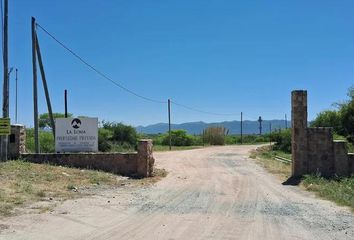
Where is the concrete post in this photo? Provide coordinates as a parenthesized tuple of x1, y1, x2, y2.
(137, 139, 154, 178)
(291, 90, 308, 177)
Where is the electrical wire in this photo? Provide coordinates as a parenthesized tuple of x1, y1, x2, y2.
(170, 100, 239, 116)
(35, 21, 269, 119)
(35, 23, 166, 104)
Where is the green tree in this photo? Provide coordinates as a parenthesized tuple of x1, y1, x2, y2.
(310, 110, 342, 133)
(98, 128, 113, 152)
(39, 112, 73, 129)
(338, 88, 354, 142)
(102, 122, 138, 146)
(311, 86, 354, 143)
(270, 129, 292, 153)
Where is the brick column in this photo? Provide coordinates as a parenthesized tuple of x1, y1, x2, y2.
(291, 90, 308, 177)
(137, 139, 154, 178)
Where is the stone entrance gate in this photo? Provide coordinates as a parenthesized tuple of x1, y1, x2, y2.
(291, 90, 354, 177)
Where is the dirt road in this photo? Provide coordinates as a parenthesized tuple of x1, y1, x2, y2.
(1, 145, 354, 239)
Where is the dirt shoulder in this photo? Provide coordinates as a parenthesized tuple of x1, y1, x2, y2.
(1, 145, 354, 240)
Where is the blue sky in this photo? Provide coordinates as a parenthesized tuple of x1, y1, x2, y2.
(7, 0, 354, 127)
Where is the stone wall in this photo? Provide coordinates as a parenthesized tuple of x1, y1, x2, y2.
(21, 140, 154, 178)
(307, 127, 334, 176)
(291, 90, 353, 177)
(348, 153, 354, 175)
(333, 141, 350, 176)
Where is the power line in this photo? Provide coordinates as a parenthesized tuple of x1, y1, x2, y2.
(170, 100, 238, 116)
(35, 21, 270, 119)
(35, 23, 166, 104)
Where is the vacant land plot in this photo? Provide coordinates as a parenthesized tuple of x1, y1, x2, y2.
(0, 160, 166, 217)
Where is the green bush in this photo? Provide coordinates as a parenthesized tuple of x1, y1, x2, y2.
(102, 122, 138, 146)
(232, 134, 269, 144)
(224, 135, 236, 145)
(26, 129, 55, 153)
(311, 86, 354, 144)
(98, 128, 112, 152)
(310, 110, 342, 134)
(161, 130, 194, 146)
(270, 129, 291, 153)
(38, 112, 73, 129)
(203, 126, 228, 145)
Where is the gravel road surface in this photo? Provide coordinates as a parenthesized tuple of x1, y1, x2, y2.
(1, 145, 354, 240)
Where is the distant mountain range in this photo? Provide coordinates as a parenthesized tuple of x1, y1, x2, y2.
(136, 120, 291, 135)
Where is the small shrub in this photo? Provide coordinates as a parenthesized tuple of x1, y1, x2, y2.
(270, 129, 291, 153)
(102, 122, 137, 146)
(203, 126, 228, 145)
(98, 128, 112, 152)
(26, 129, 55, 153)
(161, 130, 194, 146)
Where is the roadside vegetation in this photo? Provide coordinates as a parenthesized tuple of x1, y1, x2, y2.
(27, 116, 273, 153)
(252, 146, 354, 211)
(0, 160, 167, 217)
(250, 145, 292, 179)
(145, 126, 271, 148)
(310, 86, 354, 152)
(0, 160, 119, 216)
(252, 86, 354, 211)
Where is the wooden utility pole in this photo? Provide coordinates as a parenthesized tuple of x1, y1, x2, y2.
(269, 122, 272, 147)
(1, 0, 9, 161)
(285, 114, 288, 129)
(202, 129, 205, 147)
(15, 68, 18, 123)
(35, 35, 55, 137)
(32, 17, 39, 153)
(240, 112, 243, 144)
(168, 99, 171, 150)
(258, 116, 263, 135)
(64, 89, 68, 118)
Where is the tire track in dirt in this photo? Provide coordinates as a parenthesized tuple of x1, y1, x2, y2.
(1, 145, 354, 240)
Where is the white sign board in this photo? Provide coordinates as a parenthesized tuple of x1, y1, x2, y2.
(55, 117, 98, 152)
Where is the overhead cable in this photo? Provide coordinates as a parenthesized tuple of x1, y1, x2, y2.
(36, 23, 166, 104)
(171, 100, 238, 116)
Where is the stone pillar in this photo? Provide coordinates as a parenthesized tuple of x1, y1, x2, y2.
(347, 153, 354, 175)
(9, 124, 26, 159)
(333, 140, 349, 176)
(137, 139, 154, 178)
(291, 90, 308, 177)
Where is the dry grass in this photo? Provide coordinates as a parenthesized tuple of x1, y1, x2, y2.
(0, 160, 167, 217)
(250, 146, 291, 180)
(129, 168, 168, 187)
(251, 146, 354, 211)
